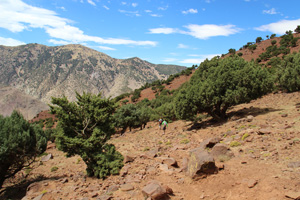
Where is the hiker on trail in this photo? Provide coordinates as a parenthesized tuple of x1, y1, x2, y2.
(158, 118, 163, 130)
(162, 120, 168, 134)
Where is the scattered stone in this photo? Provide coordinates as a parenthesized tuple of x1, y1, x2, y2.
(60, 178, 68, 183)
(285, 191, 300, 199)
(162, 157, 178, 168)
(199, 138, 222, 149)
(180, 157, 189, 172)
(187, 150, 217, 178)
(146, 166, 156, 175)
(120, 184, 134, 191)
(142, 148, 159, 159)
(281, 113, 288, 117)
(41, 153, 53, 162)
(287, 162, 300, 168)
(124, 155, 135, 163)
(210, 144, 234, 161)
(106, 185, 119, 194)
(247, 179, 258, 188)
(90, 192, 98, 198)
(257, 128, 272, 135)
(246, 115, 254, 122)
(98, 194, 112, 200)
(142, 180, 171, 200)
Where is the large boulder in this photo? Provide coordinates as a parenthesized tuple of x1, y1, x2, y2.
(187, 149, 217, 179)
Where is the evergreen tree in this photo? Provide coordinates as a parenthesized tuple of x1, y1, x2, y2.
(276, 53, 300, 92)
(0, 111, 47, 188)
(50, 92, 123, 179)
(174, 56, 274, 121)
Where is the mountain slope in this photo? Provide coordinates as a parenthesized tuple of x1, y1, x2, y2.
(0, 44, 185, 104)
(0, 85, 48, 120)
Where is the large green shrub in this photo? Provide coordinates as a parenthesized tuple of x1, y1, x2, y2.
(114, 103, 151, 132)
(174, 56, 274, 121)
(50, 92, 123, 179)
(276, 52, 300, 92)
(0, 111, 47, 188)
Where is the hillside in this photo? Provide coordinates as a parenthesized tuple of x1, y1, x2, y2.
(0, 44, 186, 104)
(2, 91, 300, 200)
(229, 33, 300, 62)
(0, 85, 48, 120)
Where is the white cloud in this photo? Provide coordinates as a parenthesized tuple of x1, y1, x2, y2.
(150, 14, 162, 17)
(178, 44, 189, 49)
(58, 6, 66, 11)
(149, 27, 178, 34)
(182, 9, 198, 15)
(180, 54, 219, 64)
(48, 39, 70, 45)
(149, 24, 241, 39)
(145, 10, 152, 13)
(97, 46, 116, 50)
(0, 0, 156, 46)
(121, 2, 127, 5)
(255, 19, 300, 34)
(87, 0, 96, 6)
(132, 3, 138, 7)
(118, 9, 140, 17)
(0, 36, 25, 46)
(184, 24, 241, 39)
(263, 8, 278, 15)
(158, 5, 168, 11)
(103, 5, 109, 10)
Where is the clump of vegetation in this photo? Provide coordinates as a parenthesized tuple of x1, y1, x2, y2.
(143, 147, 150, 151)
(50, 92, 124, 179)
(0, 111, 47, 188)
(230, 141, 241, 147)
(51, 166, 58, 172)
(174, 55, 274, 121)
(242, 133, 250, 141)
(180, 138, 190, 144)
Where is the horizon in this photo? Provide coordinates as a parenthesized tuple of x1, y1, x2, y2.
(1, 0, 300, 67)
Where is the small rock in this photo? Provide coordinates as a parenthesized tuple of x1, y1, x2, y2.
(287, 162, 300, 168)
(285, 191, 300, 199)
(124, 155, 135, 163)
(142, 180, 171, 200)
(247, 179, 258, 188)
(41, 154, 53, 162)
(120, 184, 134, 191)
(246, 115, 254, 122)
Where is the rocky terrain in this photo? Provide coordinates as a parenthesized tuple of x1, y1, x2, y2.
(1, 91, 300, 200)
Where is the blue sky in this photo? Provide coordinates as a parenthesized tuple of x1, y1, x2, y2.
(1, 0, 300, 67)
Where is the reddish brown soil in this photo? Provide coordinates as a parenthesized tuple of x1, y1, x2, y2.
(227, 33, 300, 63)
(2, 91, 300, 200)
(124, 71, 194, 104)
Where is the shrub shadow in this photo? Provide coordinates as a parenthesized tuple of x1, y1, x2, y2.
(187, 106, 282, 131)
(0, 174, 66, 200)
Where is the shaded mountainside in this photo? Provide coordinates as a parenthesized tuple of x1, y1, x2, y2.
(0, 86, 48, 120)
(0, 43, 186, 104)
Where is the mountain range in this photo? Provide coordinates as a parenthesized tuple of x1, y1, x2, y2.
(0, 43, 185, 119)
